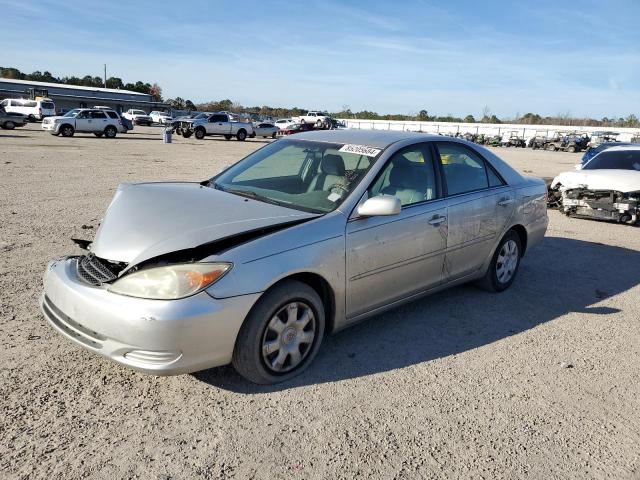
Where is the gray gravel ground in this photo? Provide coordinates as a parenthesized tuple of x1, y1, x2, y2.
(1, 126, 639, 479)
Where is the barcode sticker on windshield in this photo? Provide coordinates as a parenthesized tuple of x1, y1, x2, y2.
(339, 144, 382, 157)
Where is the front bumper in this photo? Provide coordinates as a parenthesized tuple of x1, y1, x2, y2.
(41, 122, 60, 133)
(41, 257, 260, 375)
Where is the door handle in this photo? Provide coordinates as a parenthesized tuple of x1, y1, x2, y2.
(498, 198, 514, 207)
(428, 215, 447, 226)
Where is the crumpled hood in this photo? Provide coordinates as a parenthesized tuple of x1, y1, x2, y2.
(91, 182, 317, 265)
(551, 169, 640, 193)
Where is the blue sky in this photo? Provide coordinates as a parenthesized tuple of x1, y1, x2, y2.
(2, 0, 639, 118)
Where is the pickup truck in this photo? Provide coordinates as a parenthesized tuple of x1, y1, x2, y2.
(293, 111, 331, 128)
(179, 112, 254, 141)
(122, 109, 153, 126)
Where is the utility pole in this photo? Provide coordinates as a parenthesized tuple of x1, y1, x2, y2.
(103, 64, 107, 88)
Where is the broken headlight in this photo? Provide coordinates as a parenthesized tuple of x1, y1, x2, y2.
(108, 263, 231, 300)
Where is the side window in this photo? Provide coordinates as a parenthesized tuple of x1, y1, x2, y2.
(369, 145, 438, 206)
(437, 143, 489, 195)
(77, 111, 89, 119)
(0, 100, 8, 106)
(105, 111, 119, 119)
(487, 165, 505, 187)
(90, 111, 107, 119)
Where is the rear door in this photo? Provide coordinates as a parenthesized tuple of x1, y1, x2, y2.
(435, 142, 514, 280)
(345, 143, 447, 318)
(89, 110, 108, 132)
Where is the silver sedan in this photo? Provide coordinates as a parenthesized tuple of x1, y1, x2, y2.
(41, 130, 548, 384)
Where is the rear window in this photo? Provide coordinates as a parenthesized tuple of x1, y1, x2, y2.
(40, 102, 55, 109)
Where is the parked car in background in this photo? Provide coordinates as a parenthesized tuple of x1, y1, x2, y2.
(549, 146, 640, 224)
(123, 109, 152, 126)
(279, 122, 314, 136)
(150, 111, 172, 124)
(0, 106, 28, 129)
(0, 97, 56, 121)
(500, 132, 526, 148)
(543, 133, 589, 153)
(581, 142, 635, 165)
(274, 118, 295, 130)
(179, 112, 254, 141)
(252, 122, 279, 138)
(40, 130, 548, 384)
(293, 111, 332, 128)
(42, 108, 122, 138)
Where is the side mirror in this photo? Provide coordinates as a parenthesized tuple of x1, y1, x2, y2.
(574, 164, 583, 170)
(357, 195, 401, 217)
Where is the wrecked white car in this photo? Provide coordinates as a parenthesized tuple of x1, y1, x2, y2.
(549, 146, 640, 225)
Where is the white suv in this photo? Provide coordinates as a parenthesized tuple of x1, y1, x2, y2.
(42, 108, 122, 138)
(0, 98, 56, 121)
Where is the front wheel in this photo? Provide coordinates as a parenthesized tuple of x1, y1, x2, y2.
(182, 130, 192, 138)
(194, 127, 206, 140)
(60, 125, 74, 137)
(236, 129, 247, 141)
(476, 230, 522, 292)
(232, 280, 325, 384)
(2, 121, 16, 129)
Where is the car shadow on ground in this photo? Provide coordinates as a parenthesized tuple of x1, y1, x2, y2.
(0, 134, 31, 138)
(193, 236, 640, 393)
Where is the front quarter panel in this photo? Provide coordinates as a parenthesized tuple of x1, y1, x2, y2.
(204, 212, 347, 327)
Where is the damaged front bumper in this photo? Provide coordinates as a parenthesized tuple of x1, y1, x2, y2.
(556, 187, 640, 224)
(41, 256, 260, 375)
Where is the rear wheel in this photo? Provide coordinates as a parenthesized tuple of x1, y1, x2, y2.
(546, 144, 556, 151)
(476, 230, 522, 292)
(60, 124, 74, 137)
(236, 129, 247, 141)
(182, 130, 192, 138)
(27, 114, 36, 122)
(567, 146, 576, 153)
(104, 126, 117, 138)
(194, 127, 206, 140)
(272, 132, 277, 139)
(232, 280, 325, 384)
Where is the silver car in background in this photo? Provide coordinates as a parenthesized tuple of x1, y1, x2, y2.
(41, 130, 548, 384)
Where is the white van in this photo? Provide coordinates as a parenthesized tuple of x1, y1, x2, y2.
(0, 98, 56, 121)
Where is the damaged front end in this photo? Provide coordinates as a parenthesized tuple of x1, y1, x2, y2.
(556, 187, 640, 224)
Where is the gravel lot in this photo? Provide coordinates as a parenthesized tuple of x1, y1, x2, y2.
(1, 125, 639, 479)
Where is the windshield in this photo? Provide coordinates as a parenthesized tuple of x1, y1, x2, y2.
(63, 109, 81, 118)
(211, 139, 381, 213)
(584, 150, 640, 171)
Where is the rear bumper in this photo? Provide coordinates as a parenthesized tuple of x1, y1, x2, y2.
(41, 257, 260, 375)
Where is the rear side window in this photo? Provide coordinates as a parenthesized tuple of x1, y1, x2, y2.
(437, 143, 490, 195)
(105, 111, 119, 119)
(90, 111, 107, 119)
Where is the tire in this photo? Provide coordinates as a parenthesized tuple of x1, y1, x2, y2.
(232, 280, 325, 384)
(94, 132, 103, 137)
(567, 146, 576, 153)
(60, 124, 74, 137)
(27, 114, 36, 122)
(236, 129, 247, 141)
(224, 134, 232, 140)
(2, 121, 15, 130)
(476, 230, 522, 292)
(194, 127, 206, 140)
(546, 144, 556, 152)
(182, 130, 192, 138)
(104, 126, 117, 138)
(316, 120, 323, 128)
(175, 127, 183, 135)
(272, 132, 277, 139)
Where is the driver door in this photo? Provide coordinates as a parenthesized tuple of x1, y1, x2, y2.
(74, 111, 93, 132)
(345, 144, 447, 319)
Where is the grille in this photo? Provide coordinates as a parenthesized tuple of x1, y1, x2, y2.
(76, 254, 123, 286)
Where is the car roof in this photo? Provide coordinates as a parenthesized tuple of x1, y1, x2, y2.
(292, 129, 444, 149)
(598, 145, 640, 152)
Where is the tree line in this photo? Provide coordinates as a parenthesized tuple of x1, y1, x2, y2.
(2, 67, 638, 127)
